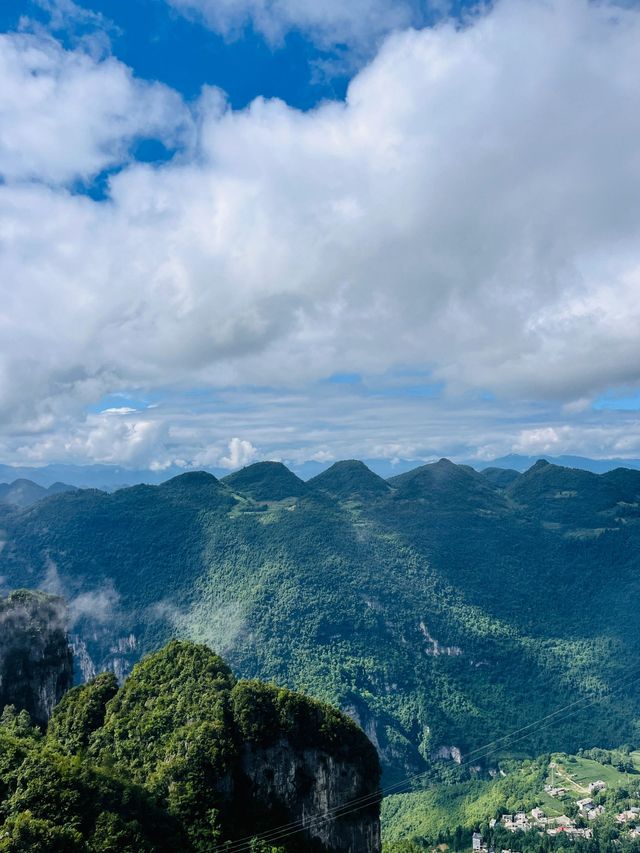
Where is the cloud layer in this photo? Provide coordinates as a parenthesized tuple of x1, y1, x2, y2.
(2, 0, 640, 467)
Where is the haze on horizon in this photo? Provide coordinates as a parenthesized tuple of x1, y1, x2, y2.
(2, 0, 640, 475)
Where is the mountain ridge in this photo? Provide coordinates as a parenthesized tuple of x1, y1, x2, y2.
(1, 458, 639, 783)
(2, 452, 640, 491)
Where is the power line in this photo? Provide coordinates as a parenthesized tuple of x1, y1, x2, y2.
(223, 671, 626, 851)
(221, 665, 640, 852)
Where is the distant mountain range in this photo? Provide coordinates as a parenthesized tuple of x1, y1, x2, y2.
(1, 457, 640, 784)
(1, 453, 639, 493)
(475, 453, 640, 474)
(0, 479, 75, 507)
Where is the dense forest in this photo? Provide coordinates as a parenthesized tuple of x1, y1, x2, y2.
(0, 458, 639, 787)
(0, 639, 380, 852)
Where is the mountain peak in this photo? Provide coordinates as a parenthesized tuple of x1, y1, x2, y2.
(308, 460, 390, 500)
(161, 471, 220, 488)
(222, 461, 306, 501)
(529, 459, 551, 472)
(388, 458, 482, 487)
(0, 478, 48, 508)
(387, 458, 504, 509)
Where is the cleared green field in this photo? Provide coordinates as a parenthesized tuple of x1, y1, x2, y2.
(550, 753, 638, 793)
(383, 751, 640, 847)
(537, 791, 566, 817)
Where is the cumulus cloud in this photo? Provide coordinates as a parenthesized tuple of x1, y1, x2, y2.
(13, 408, 170, 468)
(511, 422, 640, 459)
(219, 437, 258, 469)
(2, 0, 640, 464)
(185, 436, 259, 470)
(0, 31, 188, 183)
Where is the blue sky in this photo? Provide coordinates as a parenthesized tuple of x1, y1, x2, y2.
(1, 0, 640, 473)
(1, 0, 479, 109)
(0, 0, 350, 108)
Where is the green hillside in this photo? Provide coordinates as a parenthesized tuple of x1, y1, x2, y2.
(1, 459, 640, 783)
(0, 641, 380, 852)
(383, 746, 640, 850)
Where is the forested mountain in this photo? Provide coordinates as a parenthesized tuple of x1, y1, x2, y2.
(0, 640, 380, 852)
(0, 479, 74, 508)
(0, 459, 639, 783)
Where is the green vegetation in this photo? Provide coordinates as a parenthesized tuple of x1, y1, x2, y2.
(551, 751, 637, 790)
(0, 641, 380, 852)
(1, 459, 640, 784)
(382, 747, 640, 850)
(382, 757, 548, 844)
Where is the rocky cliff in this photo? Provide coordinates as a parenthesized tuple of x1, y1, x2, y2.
(58, 641, 383, 853)
(0, 589, 72, 725)
(241, 741, 381, 852)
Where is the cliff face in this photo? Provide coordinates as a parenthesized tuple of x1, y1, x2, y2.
(241, 741, 381, 852)
(0, 589, 72, 725)
(80, 641, 381, 853)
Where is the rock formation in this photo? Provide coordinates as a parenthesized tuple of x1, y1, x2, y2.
(0, 589, 72, 725)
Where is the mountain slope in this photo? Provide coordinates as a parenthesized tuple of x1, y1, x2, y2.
(480, 467, 520, 489)
(222, 461, 307, 501)
(1, 460, 640, 783)
(387, 458, 506, 512)
(0, 640, 381, 853)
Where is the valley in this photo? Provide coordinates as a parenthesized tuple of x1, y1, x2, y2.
(1, 457, 640, 850)
(383, 748, 640, 850)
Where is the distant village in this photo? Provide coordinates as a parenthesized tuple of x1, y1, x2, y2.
(472, 778, 640, 852)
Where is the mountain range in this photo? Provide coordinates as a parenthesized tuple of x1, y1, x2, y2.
(1, 453, 639, 493)
(0, 478, 75, 507)
(0, 458, 639, 785)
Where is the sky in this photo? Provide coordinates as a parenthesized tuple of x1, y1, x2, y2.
(1, 0, 640, 474)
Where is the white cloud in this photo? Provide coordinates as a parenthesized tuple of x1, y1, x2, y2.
(187, 436, 259, 469)
(0, 31, 188, 184)
(513, 427, 565, 455)
(2, 0, 640, 464)
(39, 558, 121, 627)
(511, 422, 640, 459)
(68, 584, 120, 626)
(14, 409, 171, 468)
(219, 437, 259, 469)
(165, 0, 418, 53)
